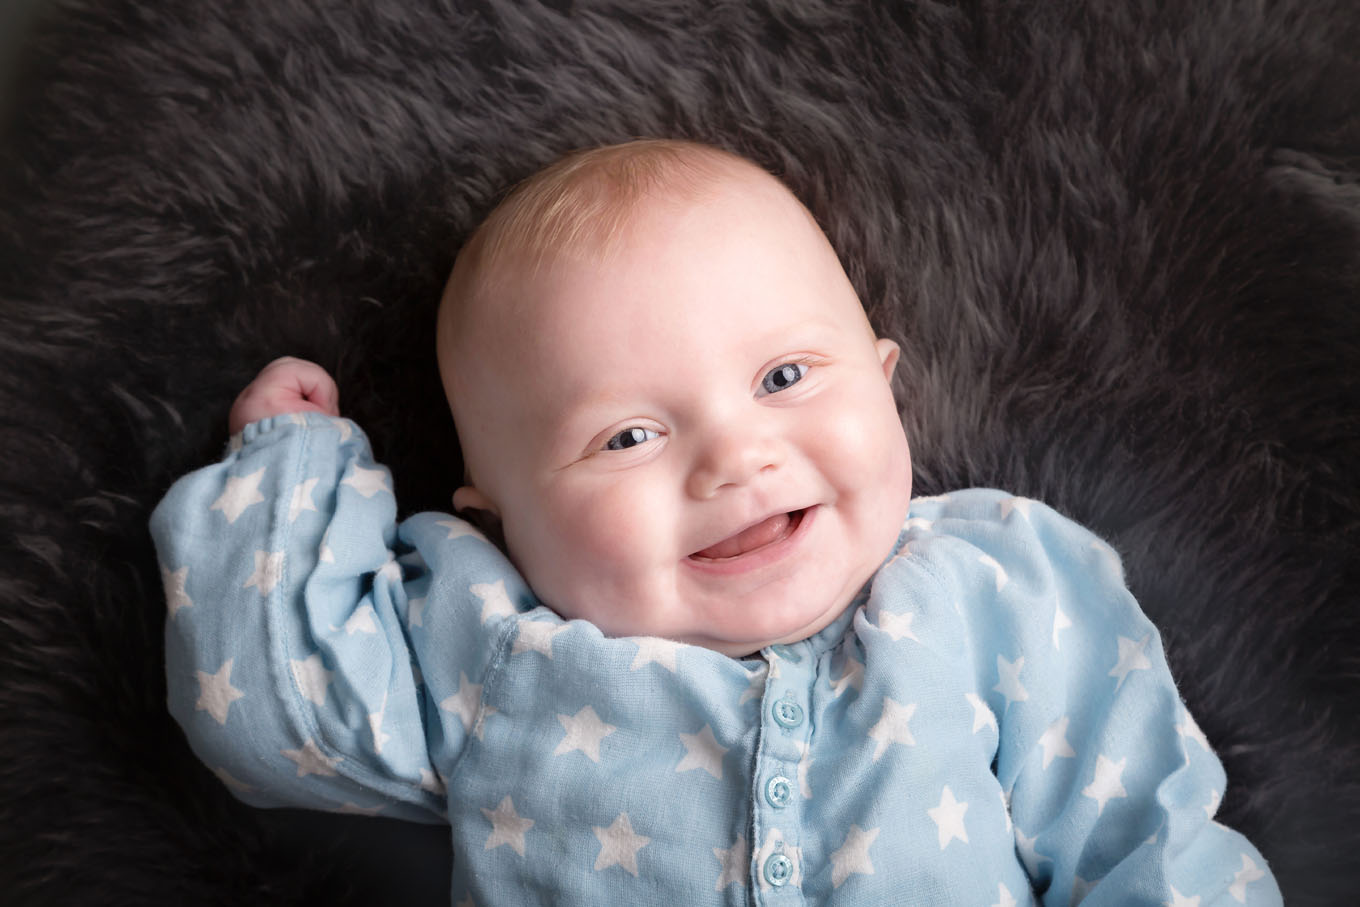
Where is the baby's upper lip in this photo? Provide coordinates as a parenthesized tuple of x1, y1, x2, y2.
(688, 506, 808, 558)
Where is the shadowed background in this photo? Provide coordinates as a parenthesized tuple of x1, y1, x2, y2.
(1, 0, 1357, 903)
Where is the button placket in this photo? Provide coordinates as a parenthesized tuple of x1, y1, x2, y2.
(752, 642, 816, 900)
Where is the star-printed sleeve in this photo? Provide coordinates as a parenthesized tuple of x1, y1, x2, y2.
(150, 413, 515, 822)
(939, 493, 1282, 905)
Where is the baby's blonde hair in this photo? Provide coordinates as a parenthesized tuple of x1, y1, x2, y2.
(437, 139, 771, 369)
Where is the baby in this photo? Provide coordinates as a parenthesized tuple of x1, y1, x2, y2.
(152, 139, 1281, 905)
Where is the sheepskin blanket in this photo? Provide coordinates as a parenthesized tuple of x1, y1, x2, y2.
(1, 1, 1356, 903)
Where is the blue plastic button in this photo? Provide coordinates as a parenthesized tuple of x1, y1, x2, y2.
(765, 775, 793, 808)
(763, 852, 793, 887)
(772, 698, 804, 729)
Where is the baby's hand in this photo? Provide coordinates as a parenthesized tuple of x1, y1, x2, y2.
(229, 357, 341, 435)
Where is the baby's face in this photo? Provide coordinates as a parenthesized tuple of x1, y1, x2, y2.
(450, 170, 912, 656)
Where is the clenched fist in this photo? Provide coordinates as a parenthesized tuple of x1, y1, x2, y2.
(229, 357, 340, 435)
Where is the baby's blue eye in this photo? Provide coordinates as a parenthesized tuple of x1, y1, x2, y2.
(604, 427, 659, 451)
(760, 363, 808, 395)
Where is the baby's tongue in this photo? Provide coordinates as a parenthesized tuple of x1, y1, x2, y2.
(695, 513, 791, 559)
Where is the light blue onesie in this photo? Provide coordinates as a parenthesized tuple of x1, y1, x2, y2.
(150, 413, 1282, 905)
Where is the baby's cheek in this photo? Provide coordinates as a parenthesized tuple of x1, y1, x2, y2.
(530, 482, 669, 615)
(811, 389, 907, 478)
(571, 493, 646, 559)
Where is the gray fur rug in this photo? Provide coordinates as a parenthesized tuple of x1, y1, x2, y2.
(1, 1, 1357, 903)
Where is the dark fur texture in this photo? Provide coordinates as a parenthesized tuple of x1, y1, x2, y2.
(1, 1, 1357, 903)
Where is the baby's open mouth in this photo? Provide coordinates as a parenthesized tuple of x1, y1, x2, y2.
(690, 509, 807, 561)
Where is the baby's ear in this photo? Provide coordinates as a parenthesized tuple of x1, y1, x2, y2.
(875, 338, 901, 380)
(453, 485, 500, 518)
(452, 485, 507, 550)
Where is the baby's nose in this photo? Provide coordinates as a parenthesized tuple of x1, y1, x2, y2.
(685, 429, 784, 499)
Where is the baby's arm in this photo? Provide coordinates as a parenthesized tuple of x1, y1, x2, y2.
(966, 498, 1283, 905)
(151, 359, 445, 821)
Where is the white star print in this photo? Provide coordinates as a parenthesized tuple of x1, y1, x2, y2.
(419, 767, 445, 794)
(368, 709, 391, 754)
(676, 725, 727, 779)
(195, 659, 244, 725)
(831, 825, 878, 888)
(290, 653, 333, 707)
(1070, 875, 1097, 905)
(512, 620, 567, 658)
(288, 412, 308, 427)
(330, 418, 353, 442)
(318, 529, 334, 564)
(342, 604, 379, 635)
(1205, 788, 1222, 819)
(1052, 602, 1072, 649)
(1038, 715, 1077, 769)
(439, 672, 484, 734)
(876, 609, 919, 642)
(739, 663, 767, 705)
(435, 518, 485, 541)
(377, 554, 402, 584)
(1110, 634, 1152, 690)
(161, 565, 193, 618)
(282, 737, 341, 777)
(243, 549, 285, 597)
(792, 739, 813, 798)
(1177, 709, 1211, 751)
(913, 493, 951, 504)
(629, 636, 681, 672)
(473, 580, 516, 624)
(287, 477, 320, 522)
(1082, 754, 1128, 815)
(227, 433, 243, 453)
(592, 813, 649, 876)
(482, 796, 534, 856)
(993, 654, 1029, 709)
(1000, 497, 1032, 521)
(868, 697, 917, 761)
(978, 553, 1009, 592)
(408, 596, 426, 627)
(1165, 885, 1201, 907)
(1229, 853, 1264, 902)
(903, 516, 933, 533)
(965, 692, 998, 735)
(992, 883, 1018, 907)
(712, 835, 748, 890)
(1014, 827, 1051, 876)
(554, 705, 617, 763)
(341, 464, 391, 498)
(830, 652, 865, 698)
(1090, 538, 1123, 573)
(210, 467, 266, 523)
(927, 786, 969, 849)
